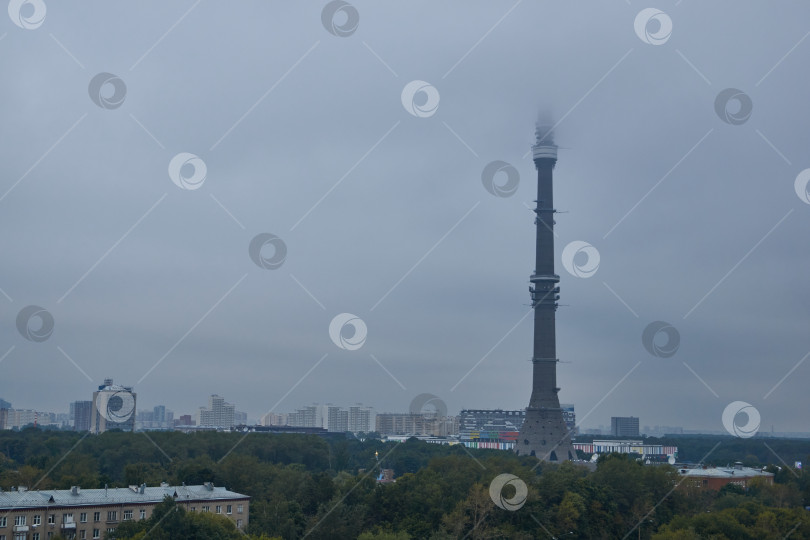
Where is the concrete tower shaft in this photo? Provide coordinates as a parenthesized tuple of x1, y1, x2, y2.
(516, 124, 575, 462)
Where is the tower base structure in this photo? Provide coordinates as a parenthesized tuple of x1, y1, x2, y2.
(516, 405, 575, 461)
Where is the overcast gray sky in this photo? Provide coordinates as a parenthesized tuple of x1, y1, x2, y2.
(1, 1, 809, 434)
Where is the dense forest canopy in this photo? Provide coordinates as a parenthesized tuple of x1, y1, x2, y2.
(1, 429, 808, 539)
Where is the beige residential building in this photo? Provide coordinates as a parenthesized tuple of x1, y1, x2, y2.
(376, 413, 458, 437)
(259, 412, 288, 426)
(196, 395, 235, 429)
(0, 483, 249, 539)
(90, 379, 136, 434)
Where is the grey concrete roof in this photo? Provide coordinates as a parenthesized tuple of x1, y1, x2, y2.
(679, 467, 774, 478)
(0, 485, 248, 510)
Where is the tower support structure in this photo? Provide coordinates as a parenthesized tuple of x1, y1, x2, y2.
(516, 125, 576, 462)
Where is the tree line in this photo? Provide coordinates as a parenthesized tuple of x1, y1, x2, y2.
(1, 428, 809, 538)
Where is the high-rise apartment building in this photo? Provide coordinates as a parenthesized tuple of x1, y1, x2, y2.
(91, 379, 136, 434)
(611, 416, 640, 437)
(197, 395, 235, 429)
(287, 405, 322, 428)
(326, 405, 348, 432)
(72, 400, 93, 431)
(348, 404, 374, 433)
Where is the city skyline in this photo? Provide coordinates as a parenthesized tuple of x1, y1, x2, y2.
(1, 3, 809, 436)
(4, 389, 808, 437)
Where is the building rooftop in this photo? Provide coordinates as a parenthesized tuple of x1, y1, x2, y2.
(679, 466, 773, 479)
(0, 484, 248, 510)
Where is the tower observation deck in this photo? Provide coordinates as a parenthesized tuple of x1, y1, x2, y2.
(515, 124, 576, 462)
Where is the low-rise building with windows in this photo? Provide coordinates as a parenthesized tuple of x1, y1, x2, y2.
(679, 464, 774, 491)
(0, 483, 249, 539)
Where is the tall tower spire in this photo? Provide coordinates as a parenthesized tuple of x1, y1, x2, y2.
(516, 123, 576, 461)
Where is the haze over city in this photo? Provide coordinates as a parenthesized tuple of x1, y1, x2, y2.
(2, 1, 809, 436)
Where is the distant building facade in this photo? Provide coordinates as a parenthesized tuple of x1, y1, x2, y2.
(286, 404, 375, 433)
(287, 405, 321, 428)
(5, 409, 38, 429)
(376, 413, 458, 437)
(176, 414, 194, 427)
(611, 416, 640, 437)
(197, 395, 235, 429)
(679, 464, 774, 490)
(259, 412, 288, 427)
(1, 410, 59, 430)
(0, 483, 249, 538)
(573, 440, 678, 460)
(91, 379, 136, 434)
(561, 404, 577, 436)
(326, 405, 348, 432)
(348, 405, 374, 433)
(72, 401, 93, 432)
(136, 406, 175, 431)
(459, 409, 524, 449)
